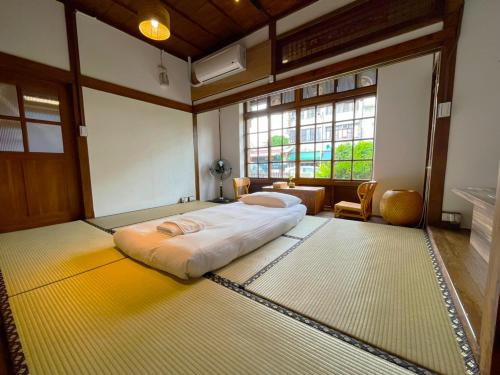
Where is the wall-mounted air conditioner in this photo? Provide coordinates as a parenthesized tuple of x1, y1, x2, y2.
(193, 44, 246, 85)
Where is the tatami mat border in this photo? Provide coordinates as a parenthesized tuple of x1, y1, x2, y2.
(205, 272, 435, 375)
(422, 233, 479, 375)
(0, 270, 28, 375)
(0, 219, 479, 375)
(281, 234, 303, 240)
(241, 219, 331, 287)
(84, 219, 115, 234)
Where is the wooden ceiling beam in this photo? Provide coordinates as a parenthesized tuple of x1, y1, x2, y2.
(206, 0, 247, 33)
(63, 0, 321, 60)
(60, 0, 199, 60)
(159, 0, 223, 39)
(249, 0, 272, 19)
(195, 0, 319, 61)
(108, 0, 206, 52)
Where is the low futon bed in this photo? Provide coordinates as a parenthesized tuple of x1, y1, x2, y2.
(114, 198, 306, 279)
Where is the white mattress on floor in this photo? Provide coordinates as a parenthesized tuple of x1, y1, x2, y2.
(114, 202, 306, 279)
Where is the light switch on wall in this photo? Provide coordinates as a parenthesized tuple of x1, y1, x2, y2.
(79, 126, 88, 137)
(437, 102, 452, 118)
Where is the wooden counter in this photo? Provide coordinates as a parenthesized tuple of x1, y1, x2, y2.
(262, 185, 325, 215)
(453, 187, 496, 268)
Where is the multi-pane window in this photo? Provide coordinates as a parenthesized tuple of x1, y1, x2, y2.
(333, 96, 376, 180)
(0, 83, 63, 153)
(270, 89, 295, 107)
(301, 69, 376, 99)
(246, 115, 268, 178)
(270, 110, 296, 178)
(247, 98, 267, 112)
(245, 69, 377, 180)
(300, 104, 333, 178)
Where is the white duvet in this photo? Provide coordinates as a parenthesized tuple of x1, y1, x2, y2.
(113, 202, 306, 279)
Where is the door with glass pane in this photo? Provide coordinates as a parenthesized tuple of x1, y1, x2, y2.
(0, 75, 82, 232)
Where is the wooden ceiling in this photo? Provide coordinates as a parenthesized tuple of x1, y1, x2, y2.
(64, 0, 319, 61)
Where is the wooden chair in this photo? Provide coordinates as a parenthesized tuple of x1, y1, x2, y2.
(232, 177, 250, 200)
(334, 181, 378, 221)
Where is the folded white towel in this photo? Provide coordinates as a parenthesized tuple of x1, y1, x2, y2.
(157, 218, 205, 236)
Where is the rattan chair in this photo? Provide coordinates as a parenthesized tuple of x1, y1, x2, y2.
(334, 181, 378, 221)
(232, 177, 250, 200)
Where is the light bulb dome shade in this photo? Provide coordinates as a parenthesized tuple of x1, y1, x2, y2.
(138, 2, 171, 41)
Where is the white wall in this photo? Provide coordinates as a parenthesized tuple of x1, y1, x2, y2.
(443, 0, 500, 228)
(83, 88, 195, 217)
(220, 104, 244, 198)
(197, 104, 243, 200)
(197, 110, 220, 201)
(373, 55, 434, 214)
(77, 13, 191, 104)
(0, 0, 69, 69)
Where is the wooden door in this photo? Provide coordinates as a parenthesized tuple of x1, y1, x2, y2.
(0, 74, 83, 232)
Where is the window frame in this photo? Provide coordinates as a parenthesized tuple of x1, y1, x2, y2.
(244, 71, 377, 182)
(0, 80, 64, 155)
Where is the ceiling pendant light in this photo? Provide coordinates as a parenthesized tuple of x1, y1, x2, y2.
(138, 0, 171, 41)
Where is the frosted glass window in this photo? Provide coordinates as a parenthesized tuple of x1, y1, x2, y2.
(357, 69, 377, 87)
(336, 75, 355, 92)
(282, 90, 295, 104)
(318, 79, 335, 95)
(23, 93, 61, 122)
(302, 85, 317, 99)
(27, 122, 63, 153)
(0, 83, 20, 117)
(0, 119, 23, 152)
(270, 94, 281, 106)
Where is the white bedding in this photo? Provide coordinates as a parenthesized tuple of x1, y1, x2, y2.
(113, 202, 306, 279)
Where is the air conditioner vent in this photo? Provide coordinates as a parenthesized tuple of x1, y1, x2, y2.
(193, 44, 246, 85)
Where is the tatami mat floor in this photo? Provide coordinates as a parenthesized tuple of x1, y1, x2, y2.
(246, 219, 471, 375)
(0, 211, 477, 374)
(10, 259, 415, 375)
(0, 221, 122, 296)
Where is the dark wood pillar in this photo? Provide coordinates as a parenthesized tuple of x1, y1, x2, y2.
(64, 4, 95, 218)
(426, 2, 463, 225)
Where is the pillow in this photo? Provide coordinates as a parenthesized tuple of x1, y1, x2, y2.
(240, 192, 301, 208)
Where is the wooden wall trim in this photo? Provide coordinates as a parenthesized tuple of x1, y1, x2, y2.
(192, 114, 200, 200)
(80, 75, 193, 113)
(65, 4, 95, 219)
(0, 51, 73, 84)
(426, 5, 463, 225)
(193, 29, 452, 113)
